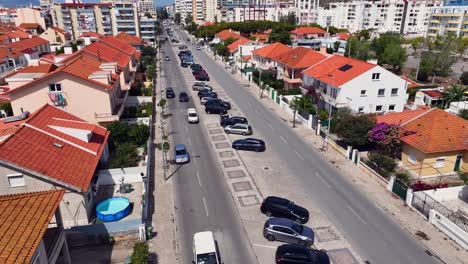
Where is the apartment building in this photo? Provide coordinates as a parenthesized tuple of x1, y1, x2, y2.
(175, 0, 193, 23)
(427, 5, 468, 38)
(138, 0, 157, 18)
(111, 2, 139, 36)
(233, 5, 299, 22)
(139, 17, 157, 44)
(193, 0, 205, 24)
(205, 0, 217, 22)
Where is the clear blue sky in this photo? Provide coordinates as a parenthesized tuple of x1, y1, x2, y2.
(1, 0, 173, 8)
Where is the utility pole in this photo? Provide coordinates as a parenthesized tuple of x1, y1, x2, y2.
(322, 74, 334, 151)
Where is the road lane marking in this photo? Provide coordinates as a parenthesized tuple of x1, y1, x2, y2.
(268, 123, 274, 130)
(202, 197, 209, 216)
(279, 135, 287, 143)
(348, 205, 367, 225)
(253, 244, 277, 250)
(314, 171, 331, 188)
(295, 151, 304, 160)
(185, 124, 188, 133)
(188, 137, 192, 146)
(196, 171, 202, 187)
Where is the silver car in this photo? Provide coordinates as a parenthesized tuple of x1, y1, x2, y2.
(224, 123, 252, 135)
(263, 218, 314, 246)
(192, 81, 213, 91)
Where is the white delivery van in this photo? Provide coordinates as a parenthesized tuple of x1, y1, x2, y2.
(193, 231, 220, 264)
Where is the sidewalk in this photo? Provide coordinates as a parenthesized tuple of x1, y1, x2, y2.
(204, 49, 468, 264)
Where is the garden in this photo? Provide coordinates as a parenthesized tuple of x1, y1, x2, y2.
(121, 103, 153, 119)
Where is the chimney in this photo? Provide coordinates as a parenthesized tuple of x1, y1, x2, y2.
(84, 36, 91, 45)
(64, 45, 73, 54)
(291, 40, 298, 49)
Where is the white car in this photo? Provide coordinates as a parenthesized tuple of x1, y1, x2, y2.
(192, 81, 213, 91)
(196, 46, 201, 50)
(224, 123, 253, 135)
(165, 56, 170, 61)
(187, 108, 199, 123)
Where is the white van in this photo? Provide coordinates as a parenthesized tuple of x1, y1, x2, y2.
(193, 231, 220, 264)
(187, 108, 199, 123)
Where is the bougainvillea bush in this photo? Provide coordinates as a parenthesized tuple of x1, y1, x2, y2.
(368, 122, 408, 158)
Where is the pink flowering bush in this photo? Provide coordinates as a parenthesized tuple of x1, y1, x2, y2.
(368, 122, 403, 158)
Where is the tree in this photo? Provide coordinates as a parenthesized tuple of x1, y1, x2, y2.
(441, 84, 468, 108)
(333, 41, 340, 52)
(185, 14, 193, 25)
(410, 37, 425, 56)
(185, 22, 197, 34)
(289, 96, 316, 128)
(417, 54, 433, 81)
(372, 32, 402, 59)
(268, 27, 292, 44)
(459, 109, 468, 120)
(356, 29, 371, 40)
(146, 64, 156, 82)
(368, 122, 403, 158)
(381, 42, 407, 72)
(461, 72, 468, 85)
(326, 47, 334, 54)
(279, 13, 296, 25)
(344, 37, 371, 61)
(111, 143, 139, 168)
(174, 12, 181, 24)
(335, 114, 376, 148)
(130, 242, 149, 264)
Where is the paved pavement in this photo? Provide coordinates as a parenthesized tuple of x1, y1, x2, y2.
(161, 38, 258, 264)
(175, 29, 443, 264)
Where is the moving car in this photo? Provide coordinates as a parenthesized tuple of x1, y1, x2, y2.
(263, 218, 314, 246)
(179, 92, 189, 102)
(275, 244, 330, 264)
(192, 231, 220, 264)
(187, 108, 199, 123)
(260, 196, 309, 224)
(198, 90, 217, 99)
(205, 104, 227, 115)
(174, 144, 190, 164)
(232, 138, 265, 152)
(224, 123, 252, 135)
(196, 46, 201, 50)
(220, 116, 248, 127)
(195, 72, 210, 81)
(165, 56, 170, 61)
(166, 88, 175, 98)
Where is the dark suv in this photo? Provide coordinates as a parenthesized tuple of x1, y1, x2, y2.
(166, 88, 175, 98)
(206, 99, 231, 110)
(260, 196, 309, 224)
(276, 244, 330, 264)
(205, 104, 227, 114)
(220, 116, 248, 127)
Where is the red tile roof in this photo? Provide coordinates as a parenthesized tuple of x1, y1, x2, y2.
(302, 54, 377, 86)
(227, 37, 252, 53)
(1, 63, 57, 79)
(51, 27, 71, 37)
(0, 104, 109, 191)
(80, 42, 131, 69)
(99, 36, 136, 56)
(215, 29, 242, 41)
(272, 47, 326, 69)
(79, 31, 104, 38)
(422, 89, 443, 98)
(338, 33, 350, 40)
(0, 47, 23, 59)
(18, 23, 41, 29)
(2, 30, 32, 40)
(199, 21, 214, 27)
(290, 27, 327, 35)
(0, 190, 64, 264)
(375, 108, 431, 125)
(251, 42, 292, 59)
(6, 36, 48, 51)
(115, 32, 144, 45)
(401, 75, 420, 89)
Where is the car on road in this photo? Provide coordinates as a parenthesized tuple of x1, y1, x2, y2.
(260, 196, 309, 224)
(165, 56, 170, 61)
(198, 90, 217, 99)
(205, 99, 230, 110)
(205, 104, 227, 115)
(193, 231, 220, 264)
(232, 138, 265, 152)
(187, 108, 199, 123)
(275, 244, 330, 264)
(190, 64, 203, 70)
(200, 96, 216, 105)
(174, 144, 190, 164)
(192, 82, 212, 91)
(181, 61, 190, 68)
(195, 72, 210, 81)
(166, 88, 175, 98)
(220, 116, 248, 127)
(192, 68, 206, 76)
(224, 123, 252, 135)
(263, 218, 314, 246)
(196, 46, 201, 50)
(179, 92, 189, 102)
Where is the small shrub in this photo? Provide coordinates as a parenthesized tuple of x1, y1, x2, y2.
(130, 242, 149, 264)
(411, 181, 448, 191)
(317, 109, 329, 120)
(158, 99, 167, 108)
(110, 143, 140, 168)
(276, 88, 302, 95)
(367, 151, 397, 177)
(395, 171, 411, 185)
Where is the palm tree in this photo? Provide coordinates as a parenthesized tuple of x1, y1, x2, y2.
(441, 84, 468, 108)
(290, 95, 316, 128)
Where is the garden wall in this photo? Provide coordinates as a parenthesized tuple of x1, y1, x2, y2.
(96, 166, 146, 185)
(125, 96, 152, 106)
(423, 186, 468, 202)
(121, 117, 151, 126)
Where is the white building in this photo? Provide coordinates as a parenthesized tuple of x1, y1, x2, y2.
(138, 0, 157, 18)
(427, 5, 468, 39)
(233, 5, 299, 22)
(205, 0, 217, 22)
(302, 54, 409, 114)
(175, 0, 193, 23)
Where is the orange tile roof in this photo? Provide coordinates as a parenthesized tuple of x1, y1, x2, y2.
(215, 29, 242, 41)
(401, 75, 420, 89)
(422, 89, 443, 98)
(251, 42, 292, 59)
(338, 33, 350, 40)
(0, 47, 23, 59)
(80, 42, 131, 69)
(18, 23, 41, 29)
(290, 27, 327, 35)
(2, 30, 32, 40)
(51, 27, 71, 37)
(1, 63, 57, 79)
(401, 108, 468, 153)
(0, 190, 64, 264)
(227, 37, 252, 53)
(6, 36, 48, 51)
(302, 54, 377, 86)
(375, 108, 431, 125)
(115, 32, 144, 45)
(79, 31, 104, 38)
(99, 36, 136, 56)
(0, 104, 109, 191)
(272, 47, 326, 69)
(135, 51, 141, 60)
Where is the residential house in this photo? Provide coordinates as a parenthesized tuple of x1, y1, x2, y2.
(40, 27, 72, 46)
(0, 190, 71, 264)
(6, 36, 50, 56)
(19, 23, 44, 35)
(302, 54, 408, 114)
(447, 101, 468, 115)
(14, 7, 46, 30)
(0, 46, 28, 79)
(228, 37, 253, 63)
(0, 104, 110, 227)
(272, 47, 327, 90)
(290, 27, 328, 40)
(376, 108, 467, 177)
(213, 29, 242, 44)
(115, 32, 144, 50)
(79, 32, 104, 46)
(251, 42, 292, 70)
(414, 88, 445, 107)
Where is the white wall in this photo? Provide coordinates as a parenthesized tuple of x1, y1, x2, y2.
(423, 186, 468, 202)
(96, 166, 146, 185)
(429, 209, 468, 250)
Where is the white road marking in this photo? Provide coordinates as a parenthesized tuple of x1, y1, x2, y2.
(348, 205, 368, 225)
(196, 171, 202, 187)
(295, 151, 304, 160)
(202, 197, 209, 216)
(279, 135, 287, 143)
(268, 123, 274, 130)
(253, 244, 277, 250)
(314, 171, 331, 188)
(188, 137, 192, 146)
(185, 124, 188, 133)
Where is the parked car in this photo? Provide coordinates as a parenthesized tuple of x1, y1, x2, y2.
(275, 244, 330, 264)
(205, 99, 230, 110)
(198, 90, 217, 99)
(224, 123, 252, 135)
(187, 108, 199, 123)
(191, 64, 203, 70)
(263, 218, 314, 246)
(165, 56, 170, 61)
(196, 46, 201, 50)
(260, 196, 309, 224)
(174, 144, 190, 164)
(232, 138, 265, 152)
(166, 88, 175, 98)
(192, 81, 213, 91)
(195, 72, 210, 81)
(179, 92, 189, 102)
(205, 104, 227, 115)
(181, 61, 190, 68)
(220, 116, 248, 127)
(192, 68, 206, 76)
(201, 96, 216, 105)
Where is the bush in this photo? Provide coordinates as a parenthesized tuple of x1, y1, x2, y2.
(276, 88, 302, 95)
(142, 88, 153, 96)
(395, 171, 411, 185)
(459, 171, 468, 185)
(411, 181, 448, 192)
(335, 114, 375, 148)
(107, 122, 150, 148)
(110, 143, 140, 168)
(367, 151, 397, 177)
(130, 242, 149, 264)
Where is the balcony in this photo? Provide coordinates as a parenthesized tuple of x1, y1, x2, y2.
(446, 27, 459, 31)
(95, 90, 129, 123)
(430, 19, 440, 23)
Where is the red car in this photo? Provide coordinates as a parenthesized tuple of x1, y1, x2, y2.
(195, 72, 210, 81)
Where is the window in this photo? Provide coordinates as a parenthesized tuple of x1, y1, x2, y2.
(378, 89, 385, 96)
(391, 88, 398, 96)
(389, 104, 395, 111)
(360, 90, 367, 96)
(358, 106, 364, 113)
(376, 105, 383, 112)
(49, 83, 62, 92)
(372, 73, 380, 80)
(8, 174, 25, 187)
(408, 150, 417, 164)
(435, 158, 445, 168)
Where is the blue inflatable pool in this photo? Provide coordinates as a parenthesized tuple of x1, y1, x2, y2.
(96, 197, 131, 222)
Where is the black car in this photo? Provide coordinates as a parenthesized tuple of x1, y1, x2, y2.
(205, 104, 228, 114)
(205, 99, 230, 110)
(220, 116, 248, 127)
(166, 88, 175, 98)
(181, 61, 190, 68)
(192, 68, 206, 76)
(260, 196, 309, 224)
(190, 64, 202, 70)
(276, 244, 330, 264)
(232, 138, 265, 152)
(198, 90, 218, 99)
(179, 92, 189, 102)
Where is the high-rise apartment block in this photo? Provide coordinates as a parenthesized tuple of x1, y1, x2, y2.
(427, 5, 468, 38)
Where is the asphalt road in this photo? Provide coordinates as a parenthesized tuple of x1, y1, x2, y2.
(177, 30, 441, 264)
(161, 39, 258, 264)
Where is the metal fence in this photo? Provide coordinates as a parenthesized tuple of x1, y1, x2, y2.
(412, 191, 468, 233)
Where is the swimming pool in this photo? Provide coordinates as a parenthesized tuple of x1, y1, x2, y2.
(96, 197, 131, 222)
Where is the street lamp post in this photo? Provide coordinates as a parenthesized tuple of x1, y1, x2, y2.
(322, 74, 335, 151)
